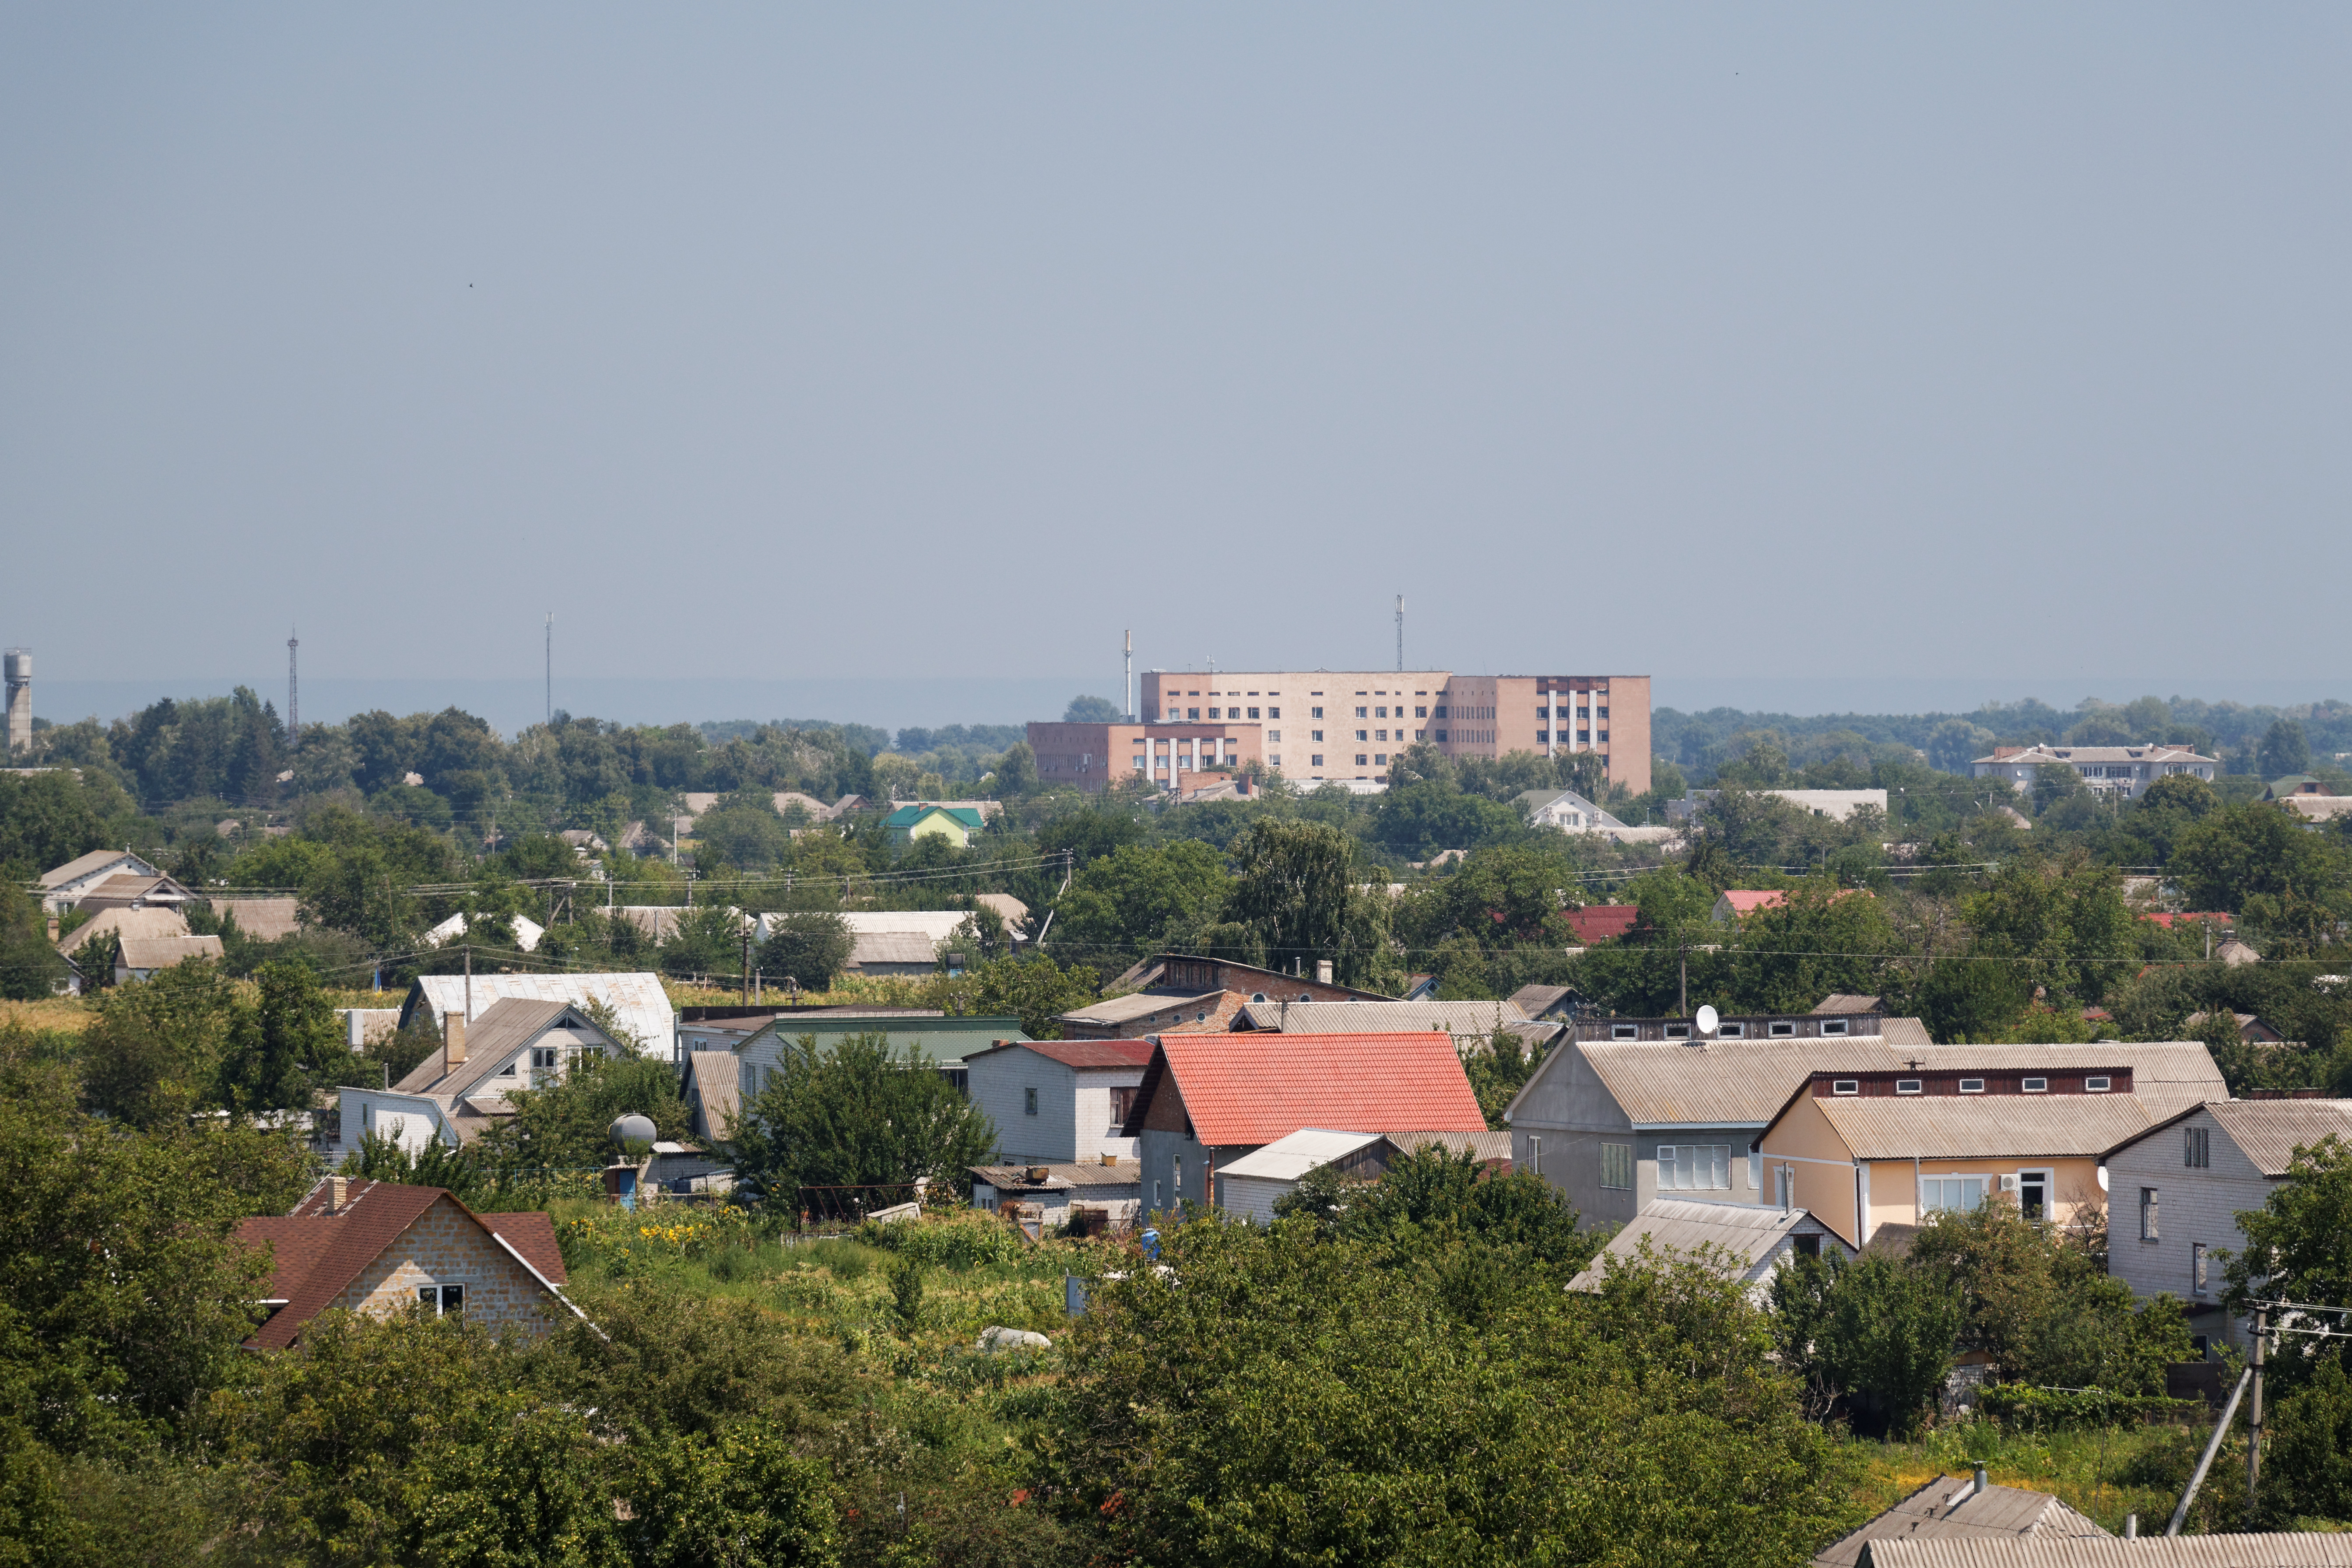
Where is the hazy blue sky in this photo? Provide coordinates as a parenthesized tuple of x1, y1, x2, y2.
(4, 7, 2348, 724)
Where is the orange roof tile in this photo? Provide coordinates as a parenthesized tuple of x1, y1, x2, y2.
(1135, 1031, 1485, 1147)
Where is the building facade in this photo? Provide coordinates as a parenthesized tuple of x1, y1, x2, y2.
(1970, 744, 2217, 800)
(965, 1039, 1152, 1165)
(1133, 670, 1652, 794)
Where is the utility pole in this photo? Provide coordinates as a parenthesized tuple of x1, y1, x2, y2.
(1124, 629, 1133, 722)
(1679, 940, 1688, 1017)
(1395, 595, 1404, 672)
(545, 612, 554, 725)
(2250, 1309, 2267, 1507)
(286, 628, 300, 752)
(464, 943, 472, 1023)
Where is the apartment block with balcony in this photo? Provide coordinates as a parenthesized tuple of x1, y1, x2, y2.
(1025, 719, 1264, 794)
(1969, 744, 2216, 800)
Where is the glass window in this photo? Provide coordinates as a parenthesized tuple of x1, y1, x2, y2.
(1187, 708, 1200, 720)
(2140, 1186, 2159, 1241)
(1527, 1135, 1541, 1176)
(2185, 1126, 2210, 1168)
(2085, 1076, 2110, 1092)
(1896, 1079, 1922, 1094)
(1663, 1024, 1690, 1040)
(1611, 1024, 1639, 1040)
(1355, 706, 1368, 718)
(1208, 707, 1221, 719)
(1832, 1080, 1859, 1095)
(2023, 1077, 2047, 1092)
(1600, 1143, 1633, 1189)
(1921, 1176, 1987, 1213)
(1375, 729, 1388, 741)
(1747, 1147, 1761, 1190)
(1821, 1019, 1849, 1036)
(1311, 706, 1323, 718)
(2193, 1242, 2209, 1293)
(1375, 706, 1388, 718)
(1769, 1021, 1795, 1037)
(1247, 707, 1260, 719)
(1659, 1145, 1730, 1191)
(1355, 754, 1368, 766)
(1109, 1086, 1137, 1128)
(416, 1284, 464, 1315)
(1959, 1078, 1985, 1094)
(1415, 706, 1428, 718)
(1310, 754, 1323, 767)
(1433, 705, 1448, 718)
(1434, 730, 1447, 742)
(1025, 1087, 1038, 1115)
(1717, 1023, 1745, 1038)
(1373, 754, 1387, 765)
(1355, 729, 1368, 741)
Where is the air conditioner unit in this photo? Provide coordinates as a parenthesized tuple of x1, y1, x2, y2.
(2000, 1175, 2019, 1193)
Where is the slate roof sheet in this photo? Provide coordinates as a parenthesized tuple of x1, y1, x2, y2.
(1813, 1474, 2108, 1567)
(1569, 1198, 1832, 1291)
(1060, 990, 1227, 1027)
(1387, 1129, 1515, 1163)
(2205, 1099, 2352, 1177)
(1811, 1094, 2174, 1161)
(1861, 1538, 2352, 1567)
(971, 1161, 1144, 1192)
(393, 998, 591, 1097)
(849, 932, 941, 967)
(1218, 1128, 1389, 1182)
(1233, 1000, 1530, 1035)
(211, 895, 301, 940)
(40, 849, 152, 889)
(685, 1051, 742, 1141)
(1139, 1031, 1484, 1147)
(57, 905, 186, 957)
(117, 935, 223, 969)
(1564, 1041, 2222, 1129)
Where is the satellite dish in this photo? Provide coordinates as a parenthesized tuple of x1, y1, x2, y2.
(1694, 1004, 1720, 1037)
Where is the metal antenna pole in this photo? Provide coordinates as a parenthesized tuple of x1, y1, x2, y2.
(2250, 1309, 2267, 1507)
(1124, 629, 1133, 721)
(1395, 595, 1404, 672)
(286, 628, 299, 751)
(545, 612, 554, 725)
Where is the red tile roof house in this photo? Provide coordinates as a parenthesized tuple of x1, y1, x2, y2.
(235, 1176, 586, 1349)
(1120, 1031, 1489, 1218)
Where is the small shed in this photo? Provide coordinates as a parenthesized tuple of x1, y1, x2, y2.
(1215, 1129, 1395, 1224)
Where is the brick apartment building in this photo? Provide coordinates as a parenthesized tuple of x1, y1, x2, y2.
(1036, 669, 1652, 794)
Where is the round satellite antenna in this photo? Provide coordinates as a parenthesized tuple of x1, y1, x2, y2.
(1694, 1004, 1720, 1037)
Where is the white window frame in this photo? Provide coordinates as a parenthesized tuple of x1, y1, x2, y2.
(2140, 1185, 2159, 1242)
(1611, 1024, 1639, 1041)
(1820, 1019, 1849, 1036)
(2022, 1077, 2047, 1093)
(1959, 1078, 1985, 1094)
(1716, 1022, 1745, 1038)
(1832, 1080, 1859, 1095)
(1527, 1135, 1541, 1176)
(1599, 1142, 1633, 1190)
(1920, 1174, 1990, 1214)
(1769, 1021, 1796, 1037)
(1896, 1078, 1922, 1094)
(2085, 1075, 2111, 1092)
(416, 1283, 465, 1315)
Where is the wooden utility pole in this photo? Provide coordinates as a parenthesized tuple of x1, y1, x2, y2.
(2250, 1309, 2267, 1506)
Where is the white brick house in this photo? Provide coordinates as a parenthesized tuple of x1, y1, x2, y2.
(2103, 1098, 2352, 1352)
(964, 1039, 1152, 1165)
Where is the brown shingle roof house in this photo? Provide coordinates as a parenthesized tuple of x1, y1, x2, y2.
(236, 1176, 583, 1349)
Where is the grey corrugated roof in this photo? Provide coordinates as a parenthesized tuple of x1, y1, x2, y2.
(1813, 1475, 2107, 1567)
(1815, 993, 1884, 1014)
(212, 895, 300, 940)
(1569, 1198, 1833, 1291)
(849, 932, 941, 967)
(685, 1051, 742, 1141)
(117, 934, 223, 969)
(58, 905, 186, 956)
(1862, 1537, 2352, 1567)
(1060, 990, 1226, 1027)
(1548, 1041, 2222, 1130)
(394, 998, 581, 1097)
(1812, 1094, 2179, 1162)
(1236, 1000, 1530, 1035)
(1508, 984, 1576, 1016)
(1387, 1129, 1514, 1163)
(40, 849, 153, 889)
(2205, 1100, 2352, 1178)
(970, 1161, 1142, 1192)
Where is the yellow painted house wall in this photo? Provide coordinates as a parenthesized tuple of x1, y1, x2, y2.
(330, 1196, 559, 1339)
(1763, 1094, 2112, 1245)
(892, 810, 973, 848)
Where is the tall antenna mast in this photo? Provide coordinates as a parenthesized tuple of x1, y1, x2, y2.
(1395, 595, 1404, 672)
(544, 611, 554, 725)
(1124, 629, 1133, 722)
(287, 628, 299, 751)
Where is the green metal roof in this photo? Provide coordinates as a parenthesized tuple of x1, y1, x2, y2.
(884, 804, 986, 829)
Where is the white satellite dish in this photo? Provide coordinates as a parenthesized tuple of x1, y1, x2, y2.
(1694, 1004, 1720, 1037)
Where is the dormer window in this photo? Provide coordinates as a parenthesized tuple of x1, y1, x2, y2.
(2022, 1077, 2047, 1093)
(1716, 1022, 1745, 1039)
(1611, 1024, 1639, 1041)
(531, 1046, 559, 1070)
(1832, 1080, 1859, 1095)
(2085, 1076, 2111, 1092)
(1769, 1021, 1796, 1037)
(1896, 1079, 1922, 1094)
(1820, 1019, 1849, 1036)
(1960, 1078, 1985, 1094)
(1664, 1024, 1691, 1040)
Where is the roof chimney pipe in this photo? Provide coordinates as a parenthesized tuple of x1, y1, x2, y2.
(442, 1010, 467, 1072)
(327, 1175, 348, 1213)
(1973, 1463, 1987, 1496)
(1315, 959, 1334, 986)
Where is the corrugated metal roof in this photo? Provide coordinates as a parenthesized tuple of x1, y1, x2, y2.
(1220, 1128, 1389, 1181)
(212, 895, 300, 940)
(970, 1161, 1142, 1192)
(1060, 990, 1227, 1027)
(1863, 1536, 2352, 1567)
(684, 1051, 741, 1142)
(849, 932, 941, 967)
(1811, 1094, 2181, 1161)
(1568, 1198, 1832, 1292)
(1816, 993, 1885, 1014)
(118, 934, 224, 969)
(39, 849, 154, 889)
(1814, 1475, 2107, 1567)
(2205, 1100, 2352, 1177)
(57, 904, 186, 956)
(1388, 1129, 1515, 1164)
(1142, 1032, 1485, 1147)
(1571, 1041, 2222, 1129)
(1234, 1000, 1530, 1035)
(393, 998, 589, 1096)
(837, 910, 974, 942)
(407, 972, 674, 1057)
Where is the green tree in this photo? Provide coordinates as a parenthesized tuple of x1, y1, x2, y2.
(218, 961, 341, 1115)
(728, 1031, 997, 1212)
(928, 950, 1103, 1038)
(1959, 853, 2139, 1006)
(1052, 839, 1230, 957)
(1773, 1251, 1959, 1437)
(2259, 718, 2313, 780)
(623, 1418, 842, 1568)
(758, 911, 854, 990)
(471, 1051, 692, 1176)
(2173, 803, 2352, 951)
(1727, 883, 1901, 1014)
(2263, 1357, 2352, 1522)
(0, 882, 66, 1002)
(1062, 695, 1121, 723)
(991, 740, 1038, 796)
(2223, 1135, 2352, 1386)
(78, 959, 247, 1126)
(1225, 818, 1398, 989)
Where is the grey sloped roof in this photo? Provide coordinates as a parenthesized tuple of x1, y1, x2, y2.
(1386, 1129, 1513, 1163)
(1568, 1198, 1837, 1292)
(406, 972, 674, 1056)
(849, 932, 940, 967)
(40, 849, 154, 889)
(58, 905, 186, 956)
(1861, 1537, 2352, 1567)
(212, 896, 301, 940)
(1529, 1040, 2222, 1130)
(1235, 1000, 1530, 1035)
(685, 1051, 742, 1141)
(2204, 1099, 2352, 1177)
(393, 999, 606, 1097)
(1813, 1474, 2107, 1567)
(1060, 990, 1226, 1028)
(117, 935, 223, 969)
(1814, 1094, 2176, 1162)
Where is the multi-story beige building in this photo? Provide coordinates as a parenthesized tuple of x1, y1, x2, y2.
(1135, 669, 1650, 794)
(1026, 718, 1264, 793)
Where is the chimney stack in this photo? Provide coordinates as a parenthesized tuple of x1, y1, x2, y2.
(442, 1010, 467, 1071)
(327, 1175, 349, 1213)
(1972, 1463, 1987, 1496)
(1315, 959, 1334, 986)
